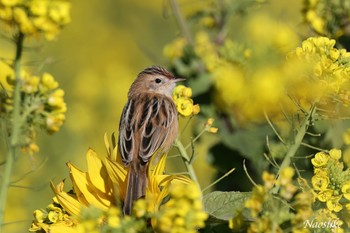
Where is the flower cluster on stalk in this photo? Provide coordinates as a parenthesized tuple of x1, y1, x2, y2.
(172, 85, 200, 117)
(302, 0, 350, 38)
(1, 70, 66, 154)
(229, 167, 299, 233)
(288, 37, 350, 112)
(0, 0, 71, 40)
(310, 149, 350, 227)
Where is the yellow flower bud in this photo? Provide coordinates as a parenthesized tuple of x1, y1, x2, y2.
(33, 209, 46, 223)
(208, 127, 218, 133)
(41, 73, 58, 91)
(329, 148, 341, 160)
(30, 0, 48, 16)
(181, 87, 192, 98)
(262, 171, 275, 189)
(192, 104, 200, 115)
(205, 118, 214, 127)
(341, 182, 350, 200)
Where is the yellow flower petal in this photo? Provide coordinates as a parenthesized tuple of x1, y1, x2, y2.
(311, 175, 329, 191)
(86, 149, 113, 204)
(67, 162, 109, 210)
(317, 189, 333, 202)
(103, 157, 127, 201)
(311, 152, 329, 167)
(50, 181, 83, 217)
(329, 148, 341, 160)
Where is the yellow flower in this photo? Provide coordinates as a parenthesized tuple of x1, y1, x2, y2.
(279, 167, 294, 186)
(132, 199, 147, 218)
(29, 0, 49, 16)
(326, 195, 343, 212)
(311, 175, 329, 191)
(280, 183, 298, 200)
(175, 98, 193, 116)
(245, 185, 265, 217)
(48, 1, 71, 25)
(163, 37, 187, 60)
(317, 189, 333, 202)
(146, 152, 192, 216)
(29, 197, 77, 233)
(46, 113, 65, 133)
(305, 10, 325, 34)
(48, 89, 65, 107)
(13, 7, 36, 34)
(20, 70, 40, 93)
(1, 0, 22, 7)
(262, 171, 275, 189)
(341, 182, 350, 200)
(329, 148, 341, 160)
(172, 85, 200, 116)
(314, 167, 328, 176)
(40, 73, 59, 92)
(192, 104, 200, 115)
(49, 133, 192, 231)
(106, 207, 121, 228)
(155, 182, 208, 233)
(208, 127, 218, 133)
(311, 152, 329, 167)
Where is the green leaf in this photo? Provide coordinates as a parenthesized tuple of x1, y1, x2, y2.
(187, 73, 212, 96)
(218, 123, 272, 174)
(203, 191, 251, 221)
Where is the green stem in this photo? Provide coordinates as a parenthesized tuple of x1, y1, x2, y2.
(169, 0, 194, 45)
(0, 32, 24, 232)
(271, 105, 316, 194)
(175, 138, 199, 185)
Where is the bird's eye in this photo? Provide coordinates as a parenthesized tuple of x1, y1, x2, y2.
(155, 78, 162, 84)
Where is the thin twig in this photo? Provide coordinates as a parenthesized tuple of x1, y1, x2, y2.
(168, 0, 194, 45)
(306, 131, 321, 137)
(264, 111, 286, 145)
(243, 160, 257, 186)
(179, 116, 193, 139)
(271, 104, 316, 194)
(184, 128, 206, 150)
(300, 142, 327, 152)
(202, 167, 235, 193)
(263, 153, 279, 168)
(175, 138, 199, 185)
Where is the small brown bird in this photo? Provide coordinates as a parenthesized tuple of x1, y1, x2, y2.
(118, 66, 183, 215)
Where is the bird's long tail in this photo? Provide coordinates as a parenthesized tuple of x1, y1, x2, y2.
(123, 163, 148, 215)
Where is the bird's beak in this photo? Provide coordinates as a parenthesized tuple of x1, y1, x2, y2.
(173, 78, 185, 83)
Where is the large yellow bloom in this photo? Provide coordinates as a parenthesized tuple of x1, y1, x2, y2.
(41, 133, 193, 232)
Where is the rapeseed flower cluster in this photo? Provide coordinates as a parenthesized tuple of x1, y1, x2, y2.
(29, 197, 76, 233)
(155, 183, 208, 233)
(288, 37, 350, 111)
(302, 0, 350, 38)
(230, 167, 299, 233)
(0, 0, 71, 40)
(311, 150, 350, 219)
(172, 85, 200, 117)
(1, 69, 66, 154)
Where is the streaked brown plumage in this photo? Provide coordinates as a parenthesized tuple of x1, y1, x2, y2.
(118, 66, 183, 215)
